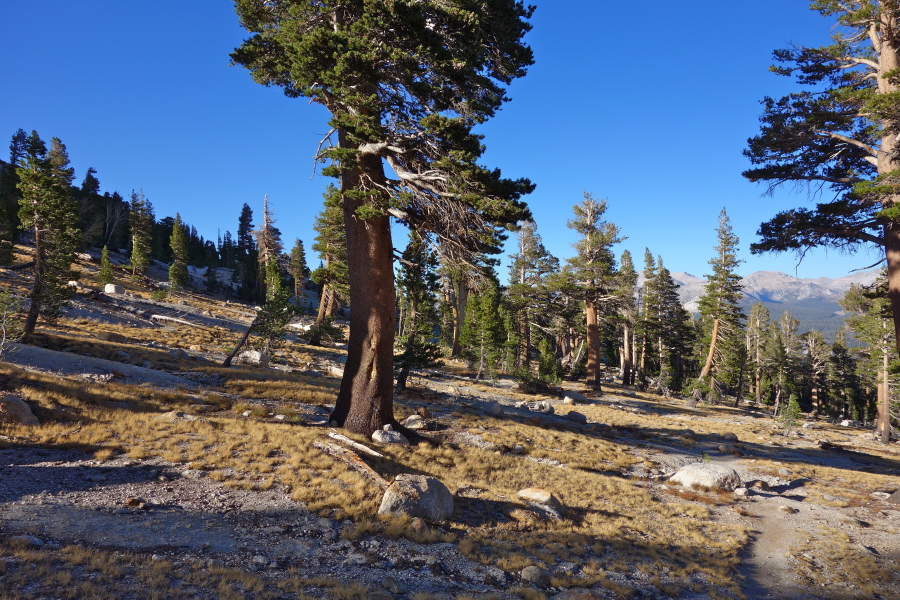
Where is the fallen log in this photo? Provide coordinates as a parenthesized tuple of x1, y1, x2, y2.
(328, 430, 384, 457)
(312, 440, 389, 490)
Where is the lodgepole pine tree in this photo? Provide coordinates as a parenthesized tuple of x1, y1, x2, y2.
(98, 245, 114, 286)
(233, 0, 534, 433)
(17, 133, 80, 336)
(168, 213, 189, 291)
(564, 193, 622, 389)
(744, 1, 900, 357)
(289, 238, 309, 303)
(697, 209, 745, 394)
(311, 185, 348, 325)
(841, 277, 895, 442)
(129, 190, 154, 278)
(0, 129, 28, 263)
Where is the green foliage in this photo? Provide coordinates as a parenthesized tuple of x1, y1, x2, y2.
(395, 231, 442, 388)
(98, 245, 114, 285)
(252, 258, 296, 352)
(0, 289, 23, 357)
(167, 213, 188, 290)
(289, 237, 309, 300)
(311, 185, 348, 307)
(17, 132, 80, 331)
(128, 190, 154, 278)
(305, 317, 342, 347)
(460, 279, 505, 380)
(779, 396, 803, 437)
(537, 337, 563, 385)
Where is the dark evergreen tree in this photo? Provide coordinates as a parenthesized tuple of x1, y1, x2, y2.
(394, 231, 442, 391)
(289, 237, 309, 304)
(168, 213, 189, 290)
(507, 220, 559, 371)
(233, 0, 534, 434)
(311, 186, 348, 324)
(253, 196, 283, 302)
(563, 193, 622, 390)
(0, 129, 28, 254)
(841, 276, 896, 442)
(234, 203, 257, 299)
(697, 209, 745, 397)
(98, 245, 114, 286)
(76, 167, 104, 248)
(129, 190, 154, 278)
(827, 327, 862, 419)
(17, 133, 80, 335)
(616, 249, 638, 386)
(460, 278, 505, 381)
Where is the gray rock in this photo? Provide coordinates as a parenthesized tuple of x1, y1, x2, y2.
(378, 474, 454, 521)
(733, 487, 749, 497)
(251, 555, 268, 565)
(718, 443, 736, 454)
(96, 331, 127, 343)
(566, 411, 587, 424)
(721, 432, 739, 442)
(403, 414, 426, 430)
(168, 349, 189, 360)
(0, 395, 39, 426)
(484, 401, 505, 418)
(669, 463, 742, 491)
(532, 400, 554, 414)
(237, 350, 270, 368)
(887, 489, 900, 505)
(562, 391, 588, 404)
(372, 430, 409, 445)
(520, 565, 551, 585)
(104, 283, 124, 294)
(382, 575, 405, 593)
(518, 487, 563, 517)
(114, 350, 132, 362)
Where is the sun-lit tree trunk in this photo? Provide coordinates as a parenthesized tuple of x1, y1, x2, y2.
(329, 139, 396, 434)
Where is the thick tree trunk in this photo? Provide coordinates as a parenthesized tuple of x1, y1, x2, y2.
(329, 143, 396, 435)
(585, 299, 602, 390)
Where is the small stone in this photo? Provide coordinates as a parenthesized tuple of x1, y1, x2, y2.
(189, 345, 202, 351)
(403, 414, 426, 430)
(447, 385, 459, 395)
(242, 410, 252, 417)
(416, 407, 432, 419)
(721, 432, 739, 442)
(751, 480, 770, 492)
(372, 430, 409, 445)
(410, 517, 429, 535)
(719, 443, 735, 454)
(733, 487, 749, 497)
(871, 491, 891, 500)
(168, 349, 189, 360)
(520, 565, 551, 586)
(383, 423, 394, 432)
(778, 505, 799, 514)
(252, 555, 269, 566)
(841, 419, 852, 427)
(511, 444, 525, 454)
(802, 422, 813, 429)
(104, 283, 124, 294)
(518, 488, 563, 514)
(274, 414, 286, 421)
(125, 497, 145, 507)
(533, 400, 554, 414)
(330, 420, 339, 427)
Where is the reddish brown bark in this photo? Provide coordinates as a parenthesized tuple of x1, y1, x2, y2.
(329, 143, 396, 435)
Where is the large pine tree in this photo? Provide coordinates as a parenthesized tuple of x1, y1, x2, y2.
(697, 209, 745, 396)
(563, 193, 622, 390)
(232, 0, 534, 433)
(17, 133, 80, 336)
(744, 1, 900, 356)
(129, 190, 154, 278)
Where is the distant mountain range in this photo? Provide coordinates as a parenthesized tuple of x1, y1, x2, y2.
(668, 269, 880, 341)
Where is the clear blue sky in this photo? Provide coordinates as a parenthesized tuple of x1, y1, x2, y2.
(0, 1, 882, 280)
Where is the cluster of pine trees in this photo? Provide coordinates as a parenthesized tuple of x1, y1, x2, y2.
(0, 129, 316, 306)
